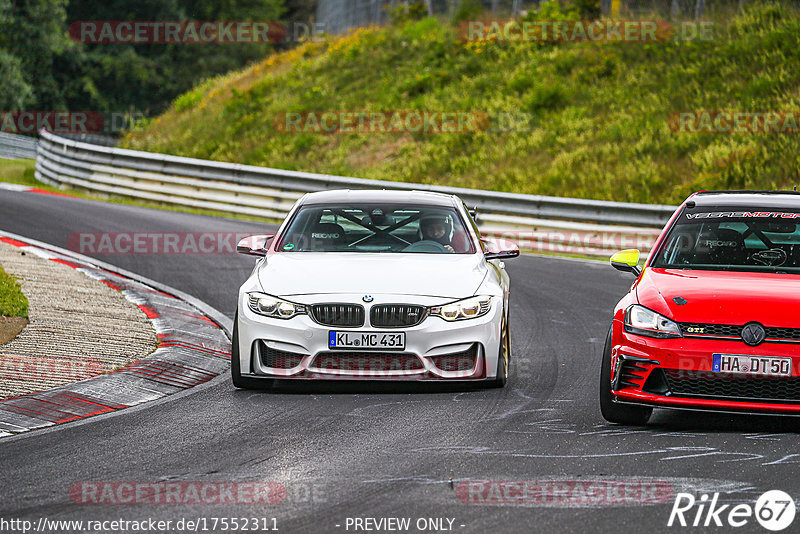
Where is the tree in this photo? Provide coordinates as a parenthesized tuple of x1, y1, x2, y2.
(0, 49, 34, 111)
(0, 0, 286, 122)
(63, 0, 284, 116)
(0, 0, 75, 110)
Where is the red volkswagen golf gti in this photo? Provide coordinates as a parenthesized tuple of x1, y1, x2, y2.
(601, 191, 800, 425)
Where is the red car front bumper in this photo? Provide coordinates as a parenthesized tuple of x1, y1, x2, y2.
(610, 319, 800, 414)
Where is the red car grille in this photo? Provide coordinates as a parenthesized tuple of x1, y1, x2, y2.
(662, 369, 800, 404)
(679, 322, 800, 342)
(311, 352, 424, 372)
(430, 345, 478, 372)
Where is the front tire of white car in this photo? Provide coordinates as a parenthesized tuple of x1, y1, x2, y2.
(489, 308, 510, 388)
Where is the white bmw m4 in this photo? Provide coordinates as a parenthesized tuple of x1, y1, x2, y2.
(232, 189, 519, 388)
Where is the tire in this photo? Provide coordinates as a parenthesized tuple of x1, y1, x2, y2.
(599, 326, 651, 425)
(231, 312, 272, 390)
(489, 308, 510, 388)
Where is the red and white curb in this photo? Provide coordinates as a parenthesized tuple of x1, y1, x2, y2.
(0, 231, 231, 437)
(0, 182, 75, 198)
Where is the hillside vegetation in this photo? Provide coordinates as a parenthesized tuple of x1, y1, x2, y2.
(123, 2, 800, 204)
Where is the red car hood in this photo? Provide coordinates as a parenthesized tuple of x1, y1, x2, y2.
(635, 268, 800, 326)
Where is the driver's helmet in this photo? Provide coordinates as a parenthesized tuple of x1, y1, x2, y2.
(419, 210, 453, 243)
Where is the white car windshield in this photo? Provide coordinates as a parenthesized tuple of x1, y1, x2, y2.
(276, 203, 476, 254)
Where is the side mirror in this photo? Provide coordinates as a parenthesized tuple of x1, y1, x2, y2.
(483, 237, 520, 260)
(610, 249, 641, 276)
(237, 234, 274, 257)
(469, 206, 479, 221)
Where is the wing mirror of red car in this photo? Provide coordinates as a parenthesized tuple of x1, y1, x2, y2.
(237, 234, 275, 256)
(610, 249, 642, 276)
(482, 237, 520, 260)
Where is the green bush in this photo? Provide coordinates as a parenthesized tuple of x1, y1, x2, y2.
(522, 0, 580, 21)
(524, 83, 568, 112)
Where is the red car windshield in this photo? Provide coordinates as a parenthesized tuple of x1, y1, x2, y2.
(651, 209, 800, 273)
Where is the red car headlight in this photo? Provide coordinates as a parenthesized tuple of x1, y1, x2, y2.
(624, 305, 682, 339)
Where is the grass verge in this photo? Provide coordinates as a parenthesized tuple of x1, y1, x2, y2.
(0, 159, 37, 186)
(0, 265, 28, 318)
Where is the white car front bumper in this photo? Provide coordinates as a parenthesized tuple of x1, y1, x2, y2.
(236, 292, 503, 381)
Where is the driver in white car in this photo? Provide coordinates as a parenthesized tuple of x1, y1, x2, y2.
(420, 211, 455, 253)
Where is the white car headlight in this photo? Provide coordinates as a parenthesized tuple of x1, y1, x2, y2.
(624, 305, 681, 338)
(430, 296, 492, 321)
(247, 292, 306, 320)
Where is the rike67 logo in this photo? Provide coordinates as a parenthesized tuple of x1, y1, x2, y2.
(669, 490, 796, 531)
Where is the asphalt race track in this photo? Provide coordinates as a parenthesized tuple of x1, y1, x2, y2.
(1, 189, 799, 534)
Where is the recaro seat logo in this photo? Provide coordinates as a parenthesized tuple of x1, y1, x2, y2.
(668, 490, 796, 531)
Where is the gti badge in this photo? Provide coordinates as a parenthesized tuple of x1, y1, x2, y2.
(741, 322, 766, 347)
(362, 295, 374, 303)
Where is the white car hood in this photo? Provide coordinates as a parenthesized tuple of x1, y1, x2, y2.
(257, 253, 487, 298)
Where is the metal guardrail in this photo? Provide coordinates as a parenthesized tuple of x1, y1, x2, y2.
(34, 129, 677, 256)
(0, 133, 38, 160)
